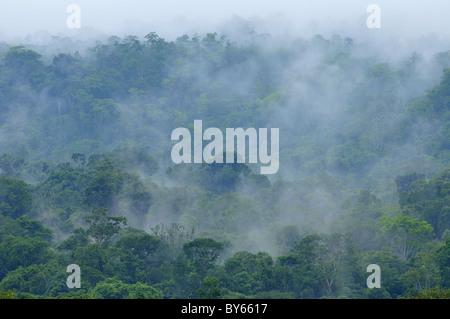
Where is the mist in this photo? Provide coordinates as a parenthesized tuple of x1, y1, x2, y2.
(0, 0, 449, 300)
(1, 1, 450, 41)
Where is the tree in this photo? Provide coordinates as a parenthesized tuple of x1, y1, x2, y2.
(150, 223, 195, 260)
(108, 147, 159, 176)
(222, 251, 274, 295)
(91, 278, 163, 299)
(426, 68, 450, 114)
(399, 250, 441, 293)
(395, 172, 425, 195)
(84, 208, 127, 248)
(408, 286, 450, 299)
(1, 217, 52, 242)
(274, 225, 302, 255)
(334, 190, 383, 251)
(0, 235, 51, 279)
(82, 159, 124, 210)
(0, 261, 63, 297)
(398, 169, 450, 237)
(51, 53, 82, 79)
(273, 254, 312, 298)
(88, 98, 120, 136)
(90, 278, 129, 299)
(183, 238, 224, 274)
(378, 214, 434, 261)
(292, 233, 355, 298)
(117, 171, 152, 217)
(58, 228, 90, 251)
(72, 244, 109, 288)
(71, 153, 86, 166)
(435, 238, 450, 288)
(0, 154, 26, 178)
(2, 46, 46, 89)
(115, 232, 160, 284)
(361, 249, 408, 298)
(197, 276, 222, 299)
(0, 176, 32, 219)
(0, 289, 14, 299)
(126, 281, 163, 299)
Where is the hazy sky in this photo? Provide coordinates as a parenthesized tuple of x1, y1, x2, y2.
(0, 0, 449, 41)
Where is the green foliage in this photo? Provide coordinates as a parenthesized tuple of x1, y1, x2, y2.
(0, 289, 14, 299)
(126, 281, 164, 299)
(150, 223, 195, 260)
(361, 249, 408, 298)
(90, 278, 163, 299)
(192, 160, 266, 195)
(183, 238, 224, 274)
(54, 289, 93, 299)
(291, 233, 357, 298)
(274, 224, 302, 255)
(398, 169, 450, 237)
(114, 232, 161, 284)
(366, 287, 391, 299)
(84, 208, 127, 248)
(333, 190, 383, 251)
(399, 249, 442, 293)
(0, 31, 449, 299)
(378, 214, 434, 261)
(58, 228, 90, 251)
(197, 276, 222, 299)
(2, 46, 46, 89)
(0, 153, 26, 178)
(0, 235, 51, 279)
(0, 176, 32, 219)
(395, 172, 425, 195)
(0, 217, 52, 242)
(408, 286, 450, 299)
(0, 261, 65, 297)
(107, 147, 159, 176)
(435, 238, 450, 288)
(82, 160, 124, 209)
(222, 251, 274, 296)
(72, 244, 108, 287)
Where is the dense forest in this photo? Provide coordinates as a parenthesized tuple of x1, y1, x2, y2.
(0, 30, 449, 299)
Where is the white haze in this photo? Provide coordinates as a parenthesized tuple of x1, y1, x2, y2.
(0, 0, 449, 43)
(0, 0, 449, 257)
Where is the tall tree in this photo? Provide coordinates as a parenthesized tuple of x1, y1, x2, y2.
(292, 233, 355, 298)
(183, 238, 224, 274)
(378, 214, 434, 261)
(0, 176, 32, 219)
(84, 208, 127, 248)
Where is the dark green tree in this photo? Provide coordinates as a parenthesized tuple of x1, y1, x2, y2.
(115, 232, 160, 284)
(197, 276, 222, 299)
(183, 238, 224, 274)
(84, 208, 127, 248)
(0, 176, 32, 219)
(0, 154, 26, 178)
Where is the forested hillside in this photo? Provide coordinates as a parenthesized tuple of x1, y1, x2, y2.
(0, 31, 449, 299)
